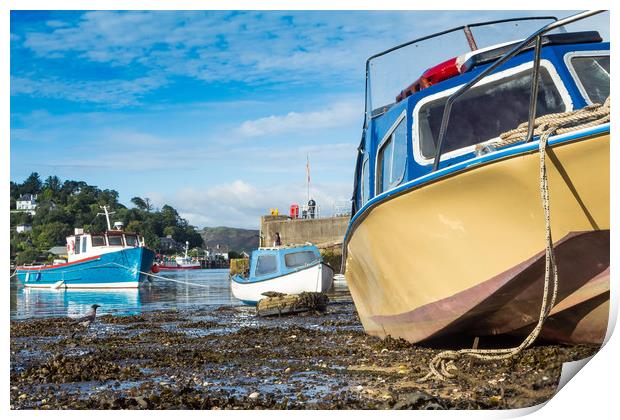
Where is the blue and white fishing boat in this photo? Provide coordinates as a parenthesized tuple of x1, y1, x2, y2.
(16, 206, 156, 289)
(231, 245, 334, 305)
(343, 11, 610, 345)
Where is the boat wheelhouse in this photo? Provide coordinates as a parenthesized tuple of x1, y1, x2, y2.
(343, 11, 609, 345)
(231, 245, 334, 305)
(16, 206, 156, 289)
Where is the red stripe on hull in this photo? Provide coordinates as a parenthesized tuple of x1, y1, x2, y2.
(16, 255, 101, 271)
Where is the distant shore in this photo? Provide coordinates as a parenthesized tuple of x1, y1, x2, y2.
(10, 296, 598, 409)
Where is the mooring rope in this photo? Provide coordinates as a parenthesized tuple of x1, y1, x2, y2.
(420, 97, 609, 382)
(494, 97, 610, 148)
(109, 262, 215, 289)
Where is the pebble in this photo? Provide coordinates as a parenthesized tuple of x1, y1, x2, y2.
(284, 367, 292, 374)
(249, 392, 260, 399)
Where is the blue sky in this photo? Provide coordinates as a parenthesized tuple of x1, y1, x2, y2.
(10, 10, 609, 228)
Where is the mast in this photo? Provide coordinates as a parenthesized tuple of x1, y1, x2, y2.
(97, 205, 115, 231)
(185, 241, 189, 259)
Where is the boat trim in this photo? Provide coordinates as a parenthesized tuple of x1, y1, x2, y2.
(24, 282, 141, 289)
(412, 60, 573, 166)
(563, 50, 610, 105)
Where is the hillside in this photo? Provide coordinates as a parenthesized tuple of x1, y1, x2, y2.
(201, 226, 259, 253)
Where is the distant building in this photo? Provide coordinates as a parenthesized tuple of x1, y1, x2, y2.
(16, 194, 37, 215)
(159, 235, 183, 252)
(16, 224, 32, 233)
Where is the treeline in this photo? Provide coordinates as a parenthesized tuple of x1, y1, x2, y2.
(10, 172, 203, 264)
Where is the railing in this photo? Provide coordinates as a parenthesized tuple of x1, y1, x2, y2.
(298, 202, 351, 219)
(432, 10, 605, 171)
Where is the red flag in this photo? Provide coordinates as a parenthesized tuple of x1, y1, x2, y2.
(306, 155, 310, 184)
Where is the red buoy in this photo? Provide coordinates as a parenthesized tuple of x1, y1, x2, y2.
(151, 263, 160, 274)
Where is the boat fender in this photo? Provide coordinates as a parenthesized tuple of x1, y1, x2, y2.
(151, 263, 160, 274)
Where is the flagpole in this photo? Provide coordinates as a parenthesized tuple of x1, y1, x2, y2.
(306, 154, 310, 204)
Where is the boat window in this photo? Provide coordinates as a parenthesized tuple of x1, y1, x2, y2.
(360, 157, 370, 205)
(285, 251, 319, 269)
(125, 235, 138, 247)
(107, 235, 123, 246)
(91, 235, 105, 247)
(417, 66, 566, 160)
(74, 236, 81, 255)
(81, 236, 88, 253)
(377, 116, 407, 194)
(568, 55, 609, 105)
(255, 254, 278, 276)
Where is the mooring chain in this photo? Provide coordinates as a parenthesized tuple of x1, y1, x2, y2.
(418, 97, 610, 382)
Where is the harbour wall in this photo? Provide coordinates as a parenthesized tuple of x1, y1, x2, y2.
(259, 215, 349, 248)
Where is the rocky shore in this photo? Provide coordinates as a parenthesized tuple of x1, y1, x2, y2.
(10, 295, 599, 410)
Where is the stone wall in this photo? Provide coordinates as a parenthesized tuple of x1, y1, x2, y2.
(259, 215, 349, 249)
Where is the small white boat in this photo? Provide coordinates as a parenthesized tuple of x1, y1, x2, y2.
(157, 241, 201, 270)
(231, 245, 334, 305)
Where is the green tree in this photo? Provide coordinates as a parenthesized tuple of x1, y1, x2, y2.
(19, 172, 42, 195)
(44, 175, 62, 194)
(131, 197, 152, 212)
(34, 222, 71, 250)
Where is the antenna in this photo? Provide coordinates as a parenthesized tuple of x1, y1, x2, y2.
(97, 205, 115, 231)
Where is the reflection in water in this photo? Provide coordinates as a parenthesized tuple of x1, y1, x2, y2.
(11, 269, 350, 319)
(10, 269, 236, 319)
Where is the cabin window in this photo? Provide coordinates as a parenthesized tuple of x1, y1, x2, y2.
(285, 251, 318, 269)
(568, 54, 609, 105)
(81, 236, 88, 253)
(360, 157, 370, 205)
(107, 235, 123, 246)
(74, 236, 81, 255)
(377, 115, 407, 194)
(417, 65, 566, 161)
(91, 235, 106, 247)
(255, 254, 278, 276)
(125, 235, 138, 247)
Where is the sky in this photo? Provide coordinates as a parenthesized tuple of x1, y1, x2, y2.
(9, 10, 609, 228)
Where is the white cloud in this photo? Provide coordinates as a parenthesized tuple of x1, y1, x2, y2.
(236, 101, 361, 138)
(150, 179, 352, 229)
(11, 75, 168, 107)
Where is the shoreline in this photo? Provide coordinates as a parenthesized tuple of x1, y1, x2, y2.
(10, 297, 599, 409)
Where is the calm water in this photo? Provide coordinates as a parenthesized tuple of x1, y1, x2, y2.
(10, 269, 349, 320)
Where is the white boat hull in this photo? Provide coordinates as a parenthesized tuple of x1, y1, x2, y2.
(231, 263, 334, 304)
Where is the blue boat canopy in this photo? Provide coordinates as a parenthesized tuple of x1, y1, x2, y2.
(236, 245, 323, 283)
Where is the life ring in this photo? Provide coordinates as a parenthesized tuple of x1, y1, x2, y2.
(67, 240, 75, 253)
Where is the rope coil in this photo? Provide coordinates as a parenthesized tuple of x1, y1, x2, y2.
(420, 98, 609, 382)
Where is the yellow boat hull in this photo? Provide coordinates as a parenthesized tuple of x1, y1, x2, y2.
(344, 131, 610, 344)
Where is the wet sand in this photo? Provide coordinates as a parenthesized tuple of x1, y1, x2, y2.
(10, 294, 599, 410)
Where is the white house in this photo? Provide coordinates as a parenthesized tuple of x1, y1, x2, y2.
(16, 224, 32, 233)
(16, 194, 37, 215)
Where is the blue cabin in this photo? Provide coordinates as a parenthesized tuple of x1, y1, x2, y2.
(350, 25, 609, 221)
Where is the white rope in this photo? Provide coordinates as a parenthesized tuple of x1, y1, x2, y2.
(420, 125, 561, 382)
(109, 262, 215, 289)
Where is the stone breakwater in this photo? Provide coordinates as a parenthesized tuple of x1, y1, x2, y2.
(10, 296, 599, 410)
